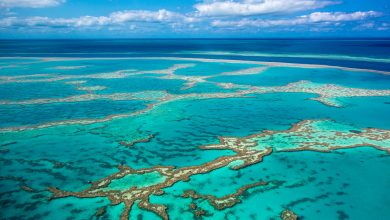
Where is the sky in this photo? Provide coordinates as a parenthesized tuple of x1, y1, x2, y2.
(0, 0, 389, 38)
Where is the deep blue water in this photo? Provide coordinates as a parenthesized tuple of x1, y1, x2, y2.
(1, 39, 390, 71)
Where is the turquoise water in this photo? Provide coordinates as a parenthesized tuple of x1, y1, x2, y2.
(0, 59, 177, 76)
(174, 61, 259, 76)
(208, 66, 390, 89)
(0, 100, 148, 127)
(152, 147, 390, 220)
(0, 82, 85, 100)
(86, 77, 186, 94)
(0, 55, 389, 220)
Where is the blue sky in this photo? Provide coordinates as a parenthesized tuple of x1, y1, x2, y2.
(0, 0, 389, 38)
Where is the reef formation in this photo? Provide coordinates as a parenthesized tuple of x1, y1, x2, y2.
(1, 57, 389, 219)
(47, 119, 390, 219)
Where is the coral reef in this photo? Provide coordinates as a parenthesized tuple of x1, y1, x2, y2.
(48, 142, 273, 219)
(182, 181, 268, 210)
(119, 134, 156, 148)
(281, 209, 298, 220)
(47, 120, 389, 219)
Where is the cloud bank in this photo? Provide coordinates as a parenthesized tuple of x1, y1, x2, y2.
(212, 11, 382, 28)
(0, 0, 387, 36)
(195, 0, 338, 16)
(0, 0, 65, 8)
(0, 9, 197, 28)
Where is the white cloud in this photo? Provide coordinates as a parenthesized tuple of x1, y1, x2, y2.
(0, 5, 384, 35)
(110, 10, 197, 23)
(0, 0, 65, 8)
(195, 0, 337, 16)
(0, 9, 198, 28)
(305, 11, 381, 22)
(212, 11, 382, 28)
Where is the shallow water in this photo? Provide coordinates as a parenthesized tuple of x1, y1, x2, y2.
(0, 45, 389, 220)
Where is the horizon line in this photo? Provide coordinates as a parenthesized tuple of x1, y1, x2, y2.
(1, 37, 390, 41)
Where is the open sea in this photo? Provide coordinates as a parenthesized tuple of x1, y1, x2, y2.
(0, 39, 389, 220)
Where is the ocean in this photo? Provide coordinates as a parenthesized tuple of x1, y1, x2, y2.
(0, 39, 389, 220)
